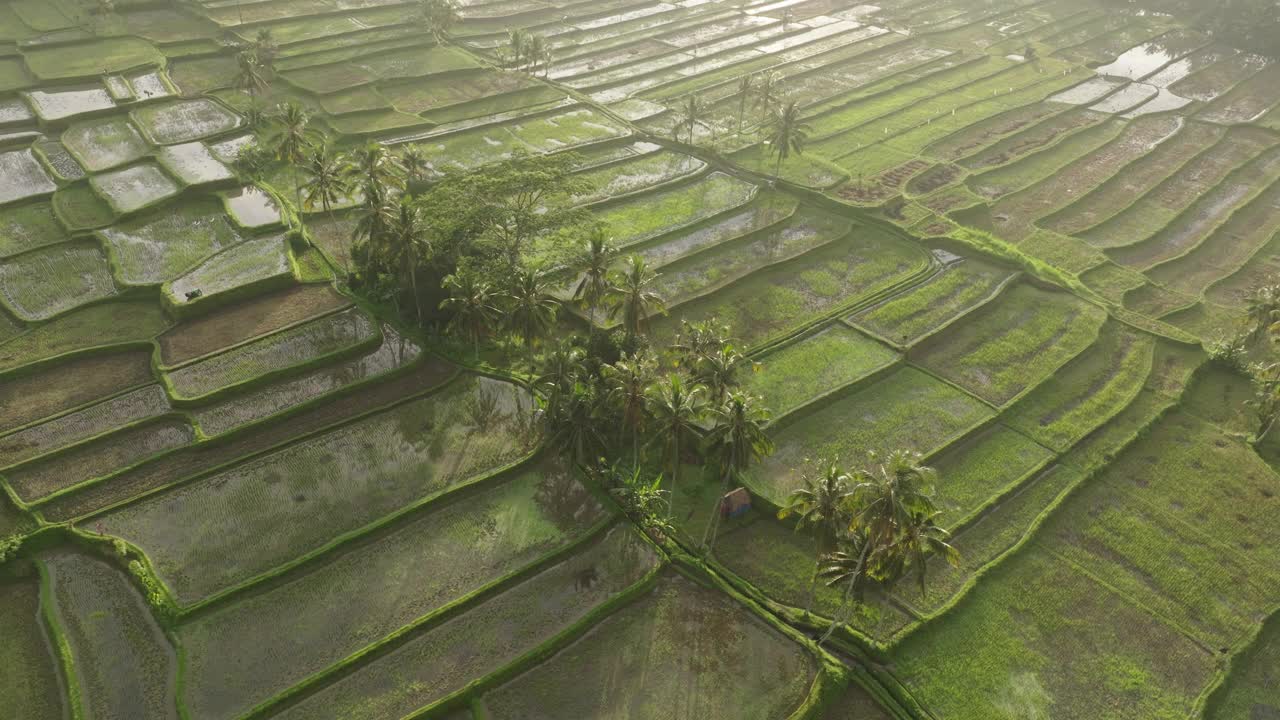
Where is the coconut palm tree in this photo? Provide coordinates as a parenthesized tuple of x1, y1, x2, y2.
(267, 101, 321, 222)
(700, 392, 773, 550)
(400, 145, 430, 185)
(604, 351, 656, 464)
(536, 346, 587, 420)
(440, 270, 499, 358)
(607, 255, 666, 344)
(385, 198, 431, 323)
(351, 194, 396, 276)
(542, 379, 604, 466)
(754, 70, 783, 117)
(343, 142, 406, 203)
(234, 50, 268, 106)
(252, 29, 278, 74)
(735, 73, 754, 133)
(817, 450, 957, 646)
(645, 373, 707, 518)
(504, 267, 561, 368)
(301, 144, 349, 219)
(507, 28, 528, 70)
(693, 343, 754, 403)
(767, 100, 810, 178)
(673, 317, 730, 371)
(526, 33, 546, 76)
(571, 228, 618, 331)
(778, 462, 853, 614)
(676, 94, 705, 144)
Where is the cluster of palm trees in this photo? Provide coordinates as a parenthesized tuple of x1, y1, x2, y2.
(439, 233, 665, 363)
(671, 70, 811, 178)
(529, 311, 773, 551)
(779, 453, 959, 644)
(505, 28, 553, 77)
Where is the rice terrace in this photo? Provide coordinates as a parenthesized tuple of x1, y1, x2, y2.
(2, 0, 1280, 717)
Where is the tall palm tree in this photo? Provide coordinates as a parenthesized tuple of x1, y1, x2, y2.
(400, 146, 430, 185)
(343, 142, 406, 203)
(542, 380, 604, 466)
(694, 343, 754, 403)
(754, 70, 783, 117)
(526, 33, 546, 76)
(267, 101, 320, 222)
(505, 267, 560, 368)
(767, 100, 810, 178)
(252, 29, 278, 74)
(735, 73, 754, 133)
(234, 50, 268, 106)
(351, 195, 396, 276)
(645, 373, 707, 518)
(817, 450, 956, 646)
(507, 28, 527, 70)
(607, 255, 666, 344)
(700, 392, 773, 550)
(604, 352, 656, 463)
(536, 346, 587, 420)
(675, 94, 704, 144)
(571, 229, 617, 331)
(440, 271, 499, 357)
(301, 143, 349, 220)
(386, 198, 431, 323)
(778, 462, 853, 614)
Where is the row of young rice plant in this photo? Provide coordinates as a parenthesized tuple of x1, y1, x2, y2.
(0, 241, 118, 321)
(193, 326, 423, 437)
(478, 572, 819, 720)
(41, 551, 178, 720)
(174, 465, 607, 720)
(912, 281, 1108, 406)
(273, 525, 658, 720)
(850, 257, 1015, 347)
(0, 299, 170, 374)
(0, 577, 67, 716)
(99, 198, 251, 286)
(164, 306, 378, 400)
(98, 374, 536, 605)
(0, 385, 170, 469)
(649, 224, 932, 349)
(0, 348, 154, 434)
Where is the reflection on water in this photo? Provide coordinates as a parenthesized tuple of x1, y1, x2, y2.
(224, 186, 281, 228)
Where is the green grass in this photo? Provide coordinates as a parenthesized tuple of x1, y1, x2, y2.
(851, 259, 1013, 346)
(102, 375, 537, 604)
(22, 37, 163, 80)
(165, 306, 377, 399)
(175, 466, 606, 720)
(651, 226, 930, 349)
(41, 552, 178, 720)
(1039, 474, 1279, 650)
(913, 282, 1107, 406)
(0, 240, 118, 322)
(1206, 612, 1280, 720)
(749, 367, 994, 505)
(0, 202, 68, 258)
(0, 58, 32, 92)
(892, 463, 1084, 616)
(593, 172, 758, 249)
(928, 424, 1055, 523)
(481, 572, 818, 720)
(100, 198, 248, 286)
(891, 547, 1214, 719)
(1181, 365, 1255, 436)
(1003, 323, 1155, 451)
(742, 324, 899, 418)
(272, 525, 657, 720)
(0, 579, 67, 718)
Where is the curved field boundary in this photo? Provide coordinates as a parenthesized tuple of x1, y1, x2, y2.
(1196, 606, 1280, 718)
(33, 558, 84, 720)
(157, 299, 352, 372)
(860, 267, 1022, 352)
(31, 355, 459, 524)
(234, 522, 641, 720)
